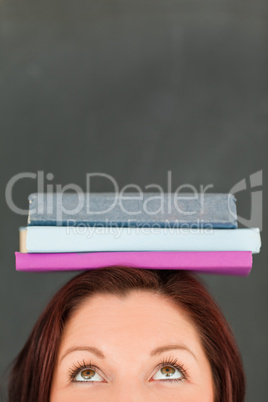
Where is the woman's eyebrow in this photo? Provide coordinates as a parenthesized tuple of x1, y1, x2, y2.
(150, 344, 197, 361)
(59, 344, 197, 363)
(60, 346, 105, 363)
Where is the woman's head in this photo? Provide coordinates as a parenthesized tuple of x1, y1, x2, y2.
(8, 268, 245, 402)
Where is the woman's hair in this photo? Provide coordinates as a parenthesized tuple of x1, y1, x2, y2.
(8, 267, 245, 402)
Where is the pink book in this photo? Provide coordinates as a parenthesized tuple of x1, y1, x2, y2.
(15, 251, 252, 276)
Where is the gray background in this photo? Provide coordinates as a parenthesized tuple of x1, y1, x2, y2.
(0, 0, 267, 400)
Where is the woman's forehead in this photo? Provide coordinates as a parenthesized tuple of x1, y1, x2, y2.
(65, 291, 192, 327)
(59, 291, 203, 357)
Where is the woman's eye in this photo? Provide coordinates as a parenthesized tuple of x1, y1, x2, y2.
(74, 368, 104, 382)
(152, 365, 183, 381)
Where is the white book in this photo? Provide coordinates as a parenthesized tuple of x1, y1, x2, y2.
(25, 226, 261, 253)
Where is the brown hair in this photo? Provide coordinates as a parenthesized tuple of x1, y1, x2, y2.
(8, 267, 245, 402)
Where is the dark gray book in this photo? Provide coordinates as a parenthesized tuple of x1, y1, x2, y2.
(27, 192, 237, 228)
(28, 193, 237, 229)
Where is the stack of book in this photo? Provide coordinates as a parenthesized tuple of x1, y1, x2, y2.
(15, 193, 261, 275)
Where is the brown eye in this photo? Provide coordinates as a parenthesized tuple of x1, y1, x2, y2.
(81, 369, 95, 379)
(161, 366, 176, 377)
(152, 362, 184, 381)
(71, 365, 104, 382)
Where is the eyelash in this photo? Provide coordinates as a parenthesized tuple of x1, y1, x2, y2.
(68, 359, 99, 383)
(68, 356, 188, 384)
(155, 356, 188, 383)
